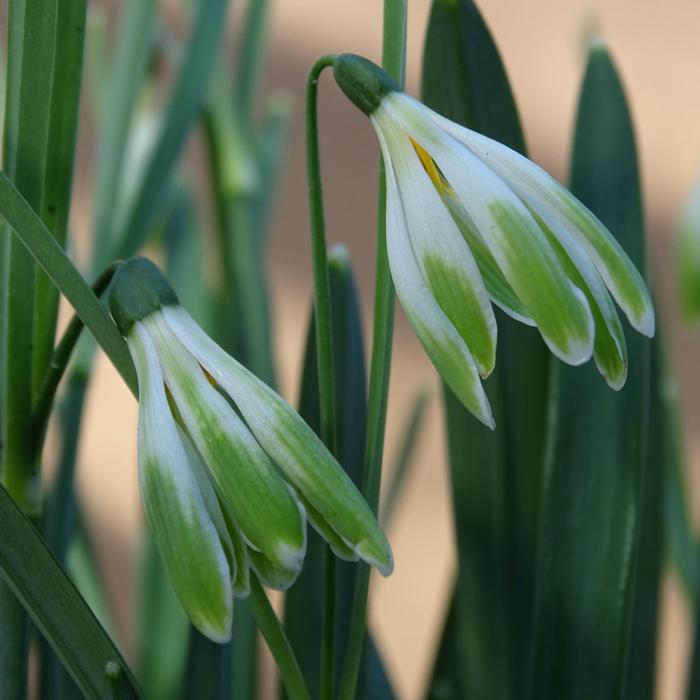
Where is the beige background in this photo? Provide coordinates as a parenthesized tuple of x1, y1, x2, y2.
(49, 0, 700, 698)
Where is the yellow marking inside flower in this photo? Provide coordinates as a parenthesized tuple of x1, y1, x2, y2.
(411, 139, 453, 196)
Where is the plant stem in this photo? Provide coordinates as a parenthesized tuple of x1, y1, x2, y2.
(248, 577, 311, 700)
(31, 263, 120, 461)
(305, 53, 340, 700)
(338, 2, 406, 698)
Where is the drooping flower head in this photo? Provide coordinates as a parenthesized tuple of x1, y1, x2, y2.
(332, 54, 655, 428)
(110, 257, 393, 642)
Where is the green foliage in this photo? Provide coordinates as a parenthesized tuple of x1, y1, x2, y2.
(422, 2, 547, 698)
(529, 43, 651, 700)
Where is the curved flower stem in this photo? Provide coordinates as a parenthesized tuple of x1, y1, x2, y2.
(305, 54, 341, 700)
(31, 262, 121, 463)
(248, 576, 311, 700)
(305, 53, 338, 458)
(338, 2, 407, 698)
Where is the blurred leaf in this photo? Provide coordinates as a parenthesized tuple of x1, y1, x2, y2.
(422, 1, 547, 698)
(622, 338, 669, 700)
(202, 80, 276, 386)
(529, 43, 651, 700)
(253, 92, 293, 248)
(136, 530, 189, 700)
(91, 0, 156, 268)
(665, 394, 696, 599)
(380, 388, 430, 527)
(163, 185, 213, 334)
(285, 247, 395, 699)
(0, 484, 143, 699)
(112, 0, 228, 261)
(678, 179, 700, 321)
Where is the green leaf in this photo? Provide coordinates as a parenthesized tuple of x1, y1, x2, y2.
(0, 483, 143, 699)
(2, 3, 59, 693)
(285, 247, 395, 699)
(112, 0, 228, 261)
(136, 529, 189, 700)
(528, 42, 651, 700)
(621, 338, 667, 700)
(422, 2, 547, 698)
(32, 0, 88, 397)
(0, 173, 137, 394)
(91, 0, 156, 270)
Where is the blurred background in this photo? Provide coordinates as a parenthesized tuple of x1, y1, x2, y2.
(45, 0, 700, 697)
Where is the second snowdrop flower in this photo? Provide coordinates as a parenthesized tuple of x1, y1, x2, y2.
(109, 257, 393, 642)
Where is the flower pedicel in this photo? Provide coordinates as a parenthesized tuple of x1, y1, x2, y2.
(332, 54, 655, 427)
(109, 257, 393, 642)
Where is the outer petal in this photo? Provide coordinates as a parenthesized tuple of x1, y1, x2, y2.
(179, 428, 250, 596)
(297, 492, 360, 562)
(128, 322, 233, 643)
(537, 214, 628, 388)
(383, 92, 596, 367)
(161, 306, 394, 576)
(372, 107, 497, 378)
(144, 312, 307, 574)
(380, 139, 495, 427)
(427, 108, 655, 337)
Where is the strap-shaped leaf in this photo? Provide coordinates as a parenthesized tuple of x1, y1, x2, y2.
(529, 43, 651, 700)
(0, 484, 143, 699)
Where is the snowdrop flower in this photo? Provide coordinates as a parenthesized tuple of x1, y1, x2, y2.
(109, 257, 393, 642)
(333, 54, 654, 428)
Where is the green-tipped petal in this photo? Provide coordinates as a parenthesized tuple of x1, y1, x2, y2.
(297, 492, 360, 562)
(381, 147, 494, 427)
(536, 213, 628, 389)
(383, 92, 596, 366)
(446, 201, 534, 325)
(178, 427, 243, 589)
(161, 307, 395, 576)
(432, 113, 655, 337)
(144, 312, 307, 574)
(248, 549, 301, 591)
(373, 107, 497, 377)
(128, 322, 233, 643)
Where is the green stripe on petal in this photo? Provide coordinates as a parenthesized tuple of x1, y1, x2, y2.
(431, 114, 655, 337)
(383, 93, 596, 366)
(128, 323, 233, 643)
(144, 312, 307, 574)
(373, 108, 497, 377)
(446, 201, 533, 325)
(160, 306, 395, 576)
(534, 212, 628, 389)
(382, 153, 494, 427)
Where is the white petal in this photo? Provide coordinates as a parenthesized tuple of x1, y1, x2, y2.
(426, 109, 655, 337)
(143, 312, 307, 574)
(160, 306, 395, 575)
(372, 106, 497, 378)
(382, 92, 596, 366)
(378, 135, 494, 427)
(128, 322, 233, 643)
